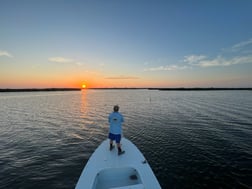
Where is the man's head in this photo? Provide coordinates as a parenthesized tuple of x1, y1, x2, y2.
(113, 105, 119, 112)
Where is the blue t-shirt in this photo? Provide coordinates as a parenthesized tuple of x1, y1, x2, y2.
(108, 112, 124, 134)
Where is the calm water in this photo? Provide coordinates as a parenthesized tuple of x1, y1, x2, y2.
(0, 90, 252, 189)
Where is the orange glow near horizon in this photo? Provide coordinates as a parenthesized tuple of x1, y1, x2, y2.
(1, 65, 190, 88)
(0, 71, 219, 89)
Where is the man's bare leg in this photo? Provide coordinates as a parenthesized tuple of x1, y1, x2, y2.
(117, 143, 125, 155)
(110, 140, 114, 150)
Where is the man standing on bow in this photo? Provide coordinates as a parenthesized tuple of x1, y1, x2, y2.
(108, 105, 125, 155)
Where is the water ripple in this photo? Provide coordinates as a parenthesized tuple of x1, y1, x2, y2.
(0, 90, 251, 189)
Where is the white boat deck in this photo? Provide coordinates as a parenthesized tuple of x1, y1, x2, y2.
(75, 138, 161, 189)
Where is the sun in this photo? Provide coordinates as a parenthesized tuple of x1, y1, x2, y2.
(82, 84, 86, 89)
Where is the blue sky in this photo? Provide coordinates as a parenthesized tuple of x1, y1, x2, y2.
(0, 0, 252, 88)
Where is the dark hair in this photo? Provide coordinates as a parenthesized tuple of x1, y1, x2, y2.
(114, 105, 119, 112)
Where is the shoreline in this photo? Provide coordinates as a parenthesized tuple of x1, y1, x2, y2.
(153, 87, 252, 91)
(0, 87, 252, 92)
(88, 87, 252, 91)
(0, 88, 81, 92)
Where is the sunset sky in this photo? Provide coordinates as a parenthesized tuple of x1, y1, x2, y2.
(1, 0, 252, 88)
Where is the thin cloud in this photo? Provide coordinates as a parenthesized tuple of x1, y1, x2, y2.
(185, 38, 252, 67)
(105, 76, 139, 79)
(99, 63, 105, 67)
(0, 50, 13, 58)
(183, 55, 206, 64)
(231, 38, 252, 51)
(48, 57, 83, 66)
(222, 38, 252, 54)
(75, 62, 83, 66)
(184, 55, 252, 67)
(144, 65, 188, 72)
(145, 53, 252, 71)
(48, 57, 74, 63)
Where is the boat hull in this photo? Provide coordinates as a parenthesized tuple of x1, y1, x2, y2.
(75, 138, 161, 189)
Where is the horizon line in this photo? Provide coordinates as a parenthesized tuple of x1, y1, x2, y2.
(1, 87, 252, 92)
